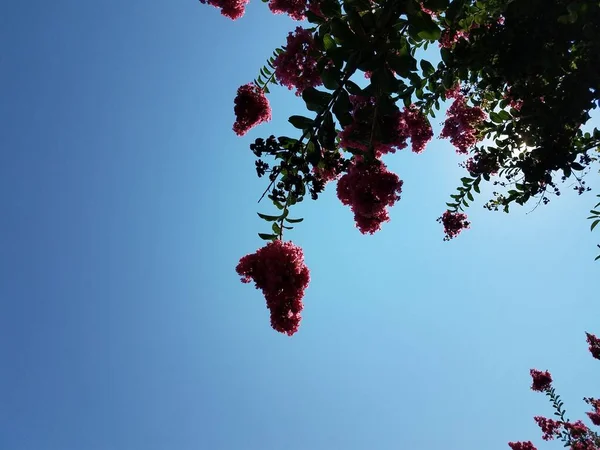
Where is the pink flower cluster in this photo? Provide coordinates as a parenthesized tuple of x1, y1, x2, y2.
(439, 29, 468, 48)
(312, 150, 344, 184)
(439, 210, 470, 240)
(236, 240, 310, 336)
(337, 159, 403, 234)
(233, 83, 272, 136)
(339, 96, 408, 156)
(586, 398, 600, 426)
(268, 0, 307, 20)
(199, 0, 250, 20)
(530, 369, 553, 392)
(586, 332, 600, 360)
(509, 442, 538, 450)
(440, 94, 486, 154)
(273, 27, 322, 96)
(534, 416, 563, 440)
(402, 105, 434, 154)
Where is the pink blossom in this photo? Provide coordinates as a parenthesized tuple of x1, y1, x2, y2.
(509, 442, 538, 450)
(534, 416, 563, 440)
(199, 0, 249, 20)
(268, 0, 307, 20)
(233, 83, 272, 136)
(565, 421, 590, 439)
(440, 94, 486, 154)
(339, 96, 408, 157)
(401, 105, 433, 154)
(439, 210, 470, 240)
(273, 27, 322, 96)
(337, 159, 403, 234)
(530, 369, 553, 392)
(439, 29, 468, 48)
(236, 240, 310, 336)
(586, 333, 600, 360)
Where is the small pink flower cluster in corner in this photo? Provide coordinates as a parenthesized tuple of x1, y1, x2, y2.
(440, 94, 486, 154)
(199, 0, 250, 20)
(509, 335, 600, 450)
(587, 333, 600, 360)
(402, 105, 434, 154)
(273, 27, 322, 96)
(236, 240, 310, 336)
(438, 210, 470, 240)
(233, 83, 272, 136)
(268, 0, 308, 20)
(337, 159, 403, 234)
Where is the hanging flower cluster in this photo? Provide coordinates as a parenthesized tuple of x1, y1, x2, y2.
(440, 94, 486, 154)
(337, 159, 403, 234)
(273, 27, 323, 96)
(232, 83, 272, 136)
(509, 333, 600, 450)
(236, 240, 310, 336)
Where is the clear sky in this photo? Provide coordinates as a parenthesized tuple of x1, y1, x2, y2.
(1, 1, 599, 449)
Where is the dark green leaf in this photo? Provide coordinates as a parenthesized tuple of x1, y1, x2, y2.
(258, 233, 277, 241)
(302, 87, 332, 113)
(288, 115, 314, 130)
(257, 212, 280, 221)
(285, 217, 304, 223)
(591, 220, 599, 232)
(420, 59, 435, 77)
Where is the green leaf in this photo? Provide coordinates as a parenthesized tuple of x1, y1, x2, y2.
(498, 110, 511, 120)
(473, 183, 481, 194)
(302, 87, 332, 113)
(320, 0, 342, 17)
(288, 115, 314, 130)
(332, 89, 353, 127)
(285, 217, 304, 223)
(258, 233, 277, 241)
(323, 34, 337, 51)
(330, 18, 356, 45)
(489, 111, 502, 123)
(345, 80, 362, 95)
(467, 191, 474, 201)
(387, 51, 417, 77)
(420, 59, 435, 77)
(272, 222, 281, 234)
(257, 212, 280, 221)
(591, 220, 599, 232)
(461, 177, 473, 184)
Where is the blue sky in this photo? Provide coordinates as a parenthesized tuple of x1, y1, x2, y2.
(1, 1, 599, 449)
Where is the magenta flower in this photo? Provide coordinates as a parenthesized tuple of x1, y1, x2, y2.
(273, 27, 322, 96)
(439, 210, 470, 240)
(199, 0, 250, 20)
(534, 416, 563, 440)
(586, 332, 600, 360)
(233, 83, 272, 136)
(401, 105, 433, 154)
(339, 96, 409, 157)
(530, 369, 553, 392)
(337, 159, 403, 234)
(508, 441, 538, 450)
(236, 240, 310, 336)
(268, 0, 307, 20)
(440, 94, 486, 154)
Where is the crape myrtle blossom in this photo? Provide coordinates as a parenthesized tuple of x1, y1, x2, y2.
(236, 240, 310, 336)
